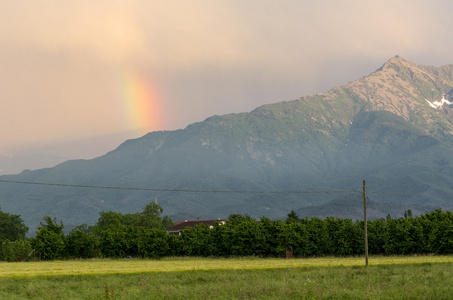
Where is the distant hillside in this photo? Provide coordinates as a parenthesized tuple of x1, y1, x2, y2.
(1, 56, 453, 232)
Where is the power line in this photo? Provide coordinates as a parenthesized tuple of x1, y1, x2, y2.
(0, 179, 360, 195)
(367, 190, 453, 200)
(1, 179, 452, 200)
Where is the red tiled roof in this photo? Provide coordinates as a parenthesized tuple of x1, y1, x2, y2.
(166, 219, 227, 231)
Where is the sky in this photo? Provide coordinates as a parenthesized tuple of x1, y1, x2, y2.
(1, 0, 453, 172)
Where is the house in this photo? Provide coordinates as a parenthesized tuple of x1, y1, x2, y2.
(166, 219, 227, 236)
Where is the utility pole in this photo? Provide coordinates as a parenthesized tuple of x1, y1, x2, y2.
(363, 180, 369, 267)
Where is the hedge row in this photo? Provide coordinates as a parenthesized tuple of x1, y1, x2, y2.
(3, 209, 451, 261)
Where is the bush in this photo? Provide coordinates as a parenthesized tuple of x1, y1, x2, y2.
(30, 229, 65, 260)
(65, 229, 99, 258)
(137, 228, 169, 258)
(0, 239, 33, 262)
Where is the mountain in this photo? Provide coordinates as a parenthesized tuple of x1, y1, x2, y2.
(2, 56, 453, 232)
(0, 130, 142, 175)
(0, 152, 69, 176)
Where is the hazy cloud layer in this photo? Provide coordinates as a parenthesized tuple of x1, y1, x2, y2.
(1, 0, 453, 153)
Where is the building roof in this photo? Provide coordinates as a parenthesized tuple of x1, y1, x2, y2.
(166, 219, 227, 231)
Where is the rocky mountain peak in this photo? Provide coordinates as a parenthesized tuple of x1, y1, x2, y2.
(376, 55, 418, 74)
(327, 56, 453, 136)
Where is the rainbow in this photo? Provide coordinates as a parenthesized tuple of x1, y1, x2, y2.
(118, 71, 165, 135)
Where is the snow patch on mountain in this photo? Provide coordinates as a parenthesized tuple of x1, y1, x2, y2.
(426, 95, 452, 109)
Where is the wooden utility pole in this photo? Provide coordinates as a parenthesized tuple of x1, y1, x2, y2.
(363, 180, 369, 267)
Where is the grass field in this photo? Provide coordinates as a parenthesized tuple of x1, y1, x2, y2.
(1, 256, 453, 299)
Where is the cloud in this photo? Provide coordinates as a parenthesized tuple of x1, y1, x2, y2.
(2, 1, 451, 71)
(0, 1, 147, 65)
(134, 0, 453, 78)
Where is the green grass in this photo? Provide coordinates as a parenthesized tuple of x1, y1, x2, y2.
(1, 256, 453, 299)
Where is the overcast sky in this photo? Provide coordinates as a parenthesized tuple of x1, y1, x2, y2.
(1, 0, 453, 157)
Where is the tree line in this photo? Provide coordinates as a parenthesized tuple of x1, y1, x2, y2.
(1, 205, 453, 261)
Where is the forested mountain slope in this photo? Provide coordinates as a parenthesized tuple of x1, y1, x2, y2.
(1, 56, 453, 231)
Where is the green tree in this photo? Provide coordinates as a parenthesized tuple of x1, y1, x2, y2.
(31, 229, 65, 260)
(326, 218, 363, 256)
(98, 225, 140, 258)
(429, 221, 453, 254)
(93, 202, 172, 233)
(94, 211, 125, 233)
(138, 202, 166, 228)
(367, 219, 387, 254)
(30, 216, 65, 260)
(65, 228, 98, 258)
(180, 224, 215, 257)
(92, 202, 173, 258)
(137, 228, 170, 258)
(0, 239, 33, 262)
(423, 209, 453, 254)
(210, 221, 229, 257)
(404, 209, 413, 218)
(39, 215, 64, 235)
(0, 207, 28, 241)
(72, 224, 94, 234)
(384, 218, 423, 255)
(228, 213, 253, 224)
(287, 221, 309, 256)
(263, 219, 290, 257)
(223, 214, 263, 256)
(304, 217, 330, 256)
(286, 210, 299, 222)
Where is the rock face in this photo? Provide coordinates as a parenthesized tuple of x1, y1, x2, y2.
(1, 56, 453, 231)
